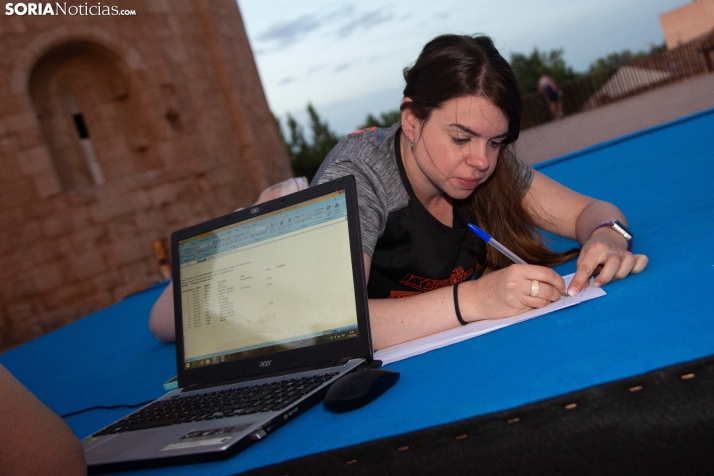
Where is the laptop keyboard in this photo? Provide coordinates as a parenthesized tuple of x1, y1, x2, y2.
(94, 372, 339, 436)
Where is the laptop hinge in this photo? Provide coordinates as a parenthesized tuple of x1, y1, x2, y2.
(182, 360, 360, 393)
(334, 358, 351, 367)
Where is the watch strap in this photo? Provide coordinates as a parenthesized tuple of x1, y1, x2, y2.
(589, 220, 633, 251)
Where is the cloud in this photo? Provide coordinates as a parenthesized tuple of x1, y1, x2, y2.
(336, 10, 395, 39)
(321, 4, 357, 24)
(307, 64, 327, 75)
(254, 5, 357, 52)
(277, 76, 296, 86)
(334, 62, 351, 73)
(256, 15, 322, 50)
(252, 5, 394, 54)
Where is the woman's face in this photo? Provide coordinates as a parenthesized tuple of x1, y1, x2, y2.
(405, 95, 509, 201)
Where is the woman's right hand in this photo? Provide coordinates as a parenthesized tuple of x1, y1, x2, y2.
(459, 264, 566, 322)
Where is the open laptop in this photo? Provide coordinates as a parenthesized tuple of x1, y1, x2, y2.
(83, 176, 372, 472)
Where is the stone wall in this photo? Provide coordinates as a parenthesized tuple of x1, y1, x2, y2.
(0, 0, 293, 351)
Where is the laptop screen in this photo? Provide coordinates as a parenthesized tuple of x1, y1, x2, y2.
(177, 190, 358, 370)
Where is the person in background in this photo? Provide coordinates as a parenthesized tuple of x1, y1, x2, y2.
(538, 72, 564, 119)
(312, 34, 647, 350)
(0, 364, 87, 475)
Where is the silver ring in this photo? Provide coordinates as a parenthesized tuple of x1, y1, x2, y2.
(530, 279, 540, 297)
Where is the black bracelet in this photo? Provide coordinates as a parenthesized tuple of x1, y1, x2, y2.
(453, 282, 467, 325)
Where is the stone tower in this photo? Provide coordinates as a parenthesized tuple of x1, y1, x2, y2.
(0, 0, 293, 350)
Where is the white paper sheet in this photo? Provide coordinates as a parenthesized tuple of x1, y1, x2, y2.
(374, 274, 605, 365)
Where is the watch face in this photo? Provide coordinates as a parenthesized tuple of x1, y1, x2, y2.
(612, 220, 633, 239)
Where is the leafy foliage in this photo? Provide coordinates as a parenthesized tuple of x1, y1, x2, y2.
(278, 106, 405, 181)
(358, 110, 402, 129)
(278, 104, 340, 182)
(588, 43, 667, 75)
(509, 48, 578, 94)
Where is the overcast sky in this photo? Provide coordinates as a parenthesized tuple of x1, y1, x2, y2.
(236, 0, 690, 135)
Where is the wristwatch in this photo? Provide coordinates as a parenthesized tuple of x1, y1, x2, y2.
(590, 219, 633, 251)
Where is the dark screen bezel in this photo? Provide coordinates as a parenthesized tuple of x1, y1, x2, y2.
(171, 176, 371, 388)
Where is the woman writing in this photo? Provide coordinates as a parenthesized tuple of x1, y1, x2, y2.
(311, 34, 647, 350)
(149, 34, 647, 349)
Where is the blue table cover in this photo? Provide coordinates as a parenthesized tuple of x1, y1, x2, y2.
(2, 108, 713, 475)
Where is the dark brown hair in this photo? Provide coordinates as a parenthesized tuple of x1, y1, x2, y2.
(402, 34, 578, 274)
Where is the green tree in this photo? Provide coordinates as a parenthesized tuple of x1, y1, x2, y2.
(588, 43, 667, 75)
(279, 104, 340, 181)
(358, 110, 402, 129)
(509, 48, 578, 94)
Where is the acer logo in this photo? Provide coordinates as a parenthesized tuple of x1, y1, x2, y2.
(258, 360, 272, 367)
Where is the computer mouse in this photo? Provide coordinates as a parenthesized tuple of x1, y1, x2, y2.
(323, 367, 399, 413)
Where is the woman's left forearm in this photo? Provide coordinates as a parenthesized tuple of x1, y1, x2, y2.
(523, 172, 646, 295)
(574, 200, 627, 247)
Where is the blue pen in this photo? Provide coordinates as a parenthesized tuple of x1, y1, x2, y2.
(467, 223, 526, 264)
(468, 223, 568, 296)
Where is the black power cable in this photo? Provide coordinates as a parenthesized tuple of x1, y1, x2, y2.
(60, 399, 154, 419)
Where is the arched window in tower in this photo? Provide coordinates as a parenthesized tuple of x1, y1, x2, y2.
(29, 41, 160, 191)
(66, 89, 105, 186)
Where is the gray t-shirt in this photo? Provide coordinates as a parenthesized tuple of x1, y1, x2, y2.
(313, 123, 406, 256)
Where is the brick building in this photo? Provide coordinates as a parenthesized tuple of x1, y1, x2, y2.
(0, 0, 293, 351)
(660, 0, 714, 49)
